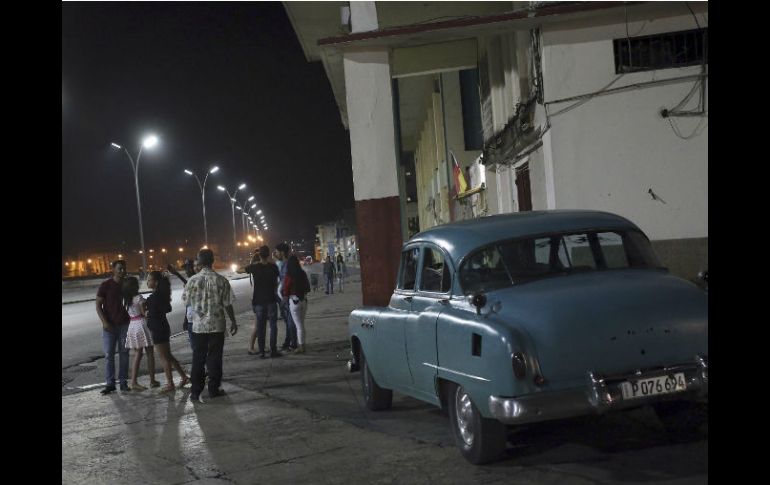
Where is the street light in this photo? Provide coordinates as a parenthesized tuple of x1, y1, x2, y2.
(236, 195, 254, 239)
(110, 134, 159, 277)
(217, 183, 246, 263)
(247, 204, 261, 236)
(184, 165, 219, 245)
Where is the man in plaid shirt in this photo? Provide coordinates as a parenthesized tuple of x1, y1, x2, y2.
(182, 248, 238, 402)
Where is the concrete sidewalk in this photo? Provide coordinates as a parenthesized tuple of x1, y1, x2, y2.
(61, 276, 487, 484)
(62, 272, 707, 484)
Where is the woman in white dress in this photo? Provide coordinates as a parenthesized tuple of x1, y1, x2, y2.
(123, 277, 159, 391)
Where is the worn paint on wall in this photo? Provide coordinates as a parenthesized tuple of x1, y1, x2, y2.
(541, 13, 707, 241)
(343, 49, 401, 202)
(356, 196, 403, 307)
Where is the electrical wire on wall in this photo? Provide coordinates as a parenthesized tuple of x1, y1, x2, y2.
(545, 73, 626, 119)
(662, 1, 708, 140)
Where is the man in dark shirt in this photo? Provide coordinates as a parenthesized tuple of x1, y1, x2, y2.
(95, 260, 130, 394)
(243, 245, 281, 358)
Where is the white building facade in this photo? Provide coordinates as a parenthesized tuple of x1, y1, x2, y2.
(286, 1, 708, 304)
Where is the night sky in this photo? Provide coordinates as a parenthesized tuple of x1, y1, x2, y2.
(62, 2, 353, 256)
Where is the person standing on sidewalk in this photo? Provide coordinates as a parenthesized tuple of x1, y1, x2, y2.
(243, 245, 281, 358)
(166, 260, 197, 346)
(146, 271, 189, 392)
(282, 255, 311, 353)
(335, 253, 347, 293)
(323, 255, 336, 295)
(276, 242, 297, 351)
(122, 276, 159, 391)
(182, 248, 238, 402)
(167, 260, 206, 381)
(95, 260, 130, 394)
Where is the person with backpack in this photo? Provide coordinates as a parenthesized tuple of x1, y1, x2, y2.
(282, 255, 311, 353)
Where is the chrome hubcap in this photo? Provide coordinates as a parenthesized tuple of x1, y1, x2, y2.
(454, 386, 475, 446)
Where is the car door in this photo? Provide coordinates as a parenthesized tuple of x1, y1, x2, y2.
(375, 245, 420, 388)
(405, 244, 452, 404)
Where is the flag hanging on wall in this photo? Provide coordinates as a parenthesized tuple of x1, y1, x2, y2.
(451, 151, 468, 195)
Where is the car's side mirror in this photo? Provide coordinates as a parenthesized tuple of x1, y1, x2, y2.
(697, 270, 708, 283)
(471, 293, 487, 315)
(697, 269, 708, 291)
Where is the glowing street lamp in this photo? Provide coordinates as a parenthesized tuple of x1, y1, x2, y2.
(218, 183, 247, 262)
(110, 133, 160, 277)
(236, 195, 255, 239)
(184, 165, 219, 245)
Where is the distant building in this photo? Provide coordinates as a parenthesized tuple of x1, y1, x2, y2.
(316, 208, 358, 262)
(62, 241, 223, 278)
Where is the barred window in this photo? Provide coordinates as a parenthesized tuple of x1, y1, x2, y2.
(614, 28, 708, 74)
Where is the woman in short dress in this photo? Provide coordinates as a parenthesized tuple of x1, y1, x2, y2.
(146, 271, 189, 393)
(123, 276, 159, 391)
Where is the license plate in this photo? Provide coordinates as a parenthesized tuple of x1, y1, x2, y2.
(620, 373, 687, 400)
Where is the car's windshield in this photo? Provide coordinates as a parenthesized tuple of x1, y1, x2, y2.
(459, 229, 663, 294)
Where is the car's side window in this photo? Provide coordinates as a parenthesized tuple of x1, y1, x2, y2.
(419, 246, 450, 293)
(460, 246, 511, 294)
(597, 232, 629, 268)
(562, 234, 598, 270)
(397, 247, 420, 290)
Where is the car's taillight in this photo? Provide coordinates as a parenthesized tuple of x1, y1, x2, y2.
(512, 352, 526, 379)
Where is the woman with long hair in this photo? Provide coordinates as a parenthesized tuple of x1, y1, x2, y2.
(282, 255, 311, 353)
(123, 276, 159, 390)
(147, 271, 189, 392)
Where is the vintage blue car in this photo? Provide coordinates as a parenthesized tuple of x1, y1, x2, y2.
(347, 210, 708, 464)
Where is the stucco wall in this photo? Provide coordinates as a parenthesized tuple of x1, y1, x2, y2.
(542, 13, 708, 242)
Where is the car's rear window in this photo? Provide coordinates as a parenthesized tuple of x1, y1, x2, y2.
(459, 229, 663, 294)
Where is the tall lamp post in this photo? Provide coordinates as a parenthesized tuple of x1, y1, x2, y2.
(248, 204, 259, 236)
(110, 134, 159, 277)
(237, 195, 254, 240)
(184, 165, 219, 246)
(217, 183, 246, 262)
(236, 205, 246, 240)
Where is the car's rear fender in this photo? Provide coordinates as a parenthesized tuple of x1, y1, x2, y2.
(434, 304, 541, 418)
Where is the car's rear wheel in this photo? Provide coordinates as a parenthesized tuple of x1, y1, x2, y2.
(446, 382, 507, 464)
(360, 350, 392, 411)
(654, 400, 708, 438)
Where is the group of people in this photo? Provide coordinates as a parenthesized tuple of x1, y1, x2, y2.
(322, 253, 347, 295)
(96, 243, 317, 402)
(243, 242, 311, 358)
(96, 248, 238, 403)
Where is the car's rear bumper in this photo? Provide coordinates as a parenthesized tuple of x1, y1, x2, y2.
(489, 355, 708, 425)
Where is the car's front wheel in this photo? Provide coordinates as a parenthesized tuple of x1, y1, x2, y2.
(447, 383, 507, 464)
(360, 349, 392, 411)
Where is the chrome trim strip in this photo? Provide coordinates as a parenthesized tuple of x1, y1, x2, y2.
(423, 363, 491, 382)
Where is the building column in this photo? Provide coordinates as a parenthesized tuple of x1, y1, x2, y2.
(343, 47, 402, 306)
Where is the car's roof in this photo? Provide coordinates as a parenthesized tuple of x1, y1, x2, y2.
(408, 210, 641, 264)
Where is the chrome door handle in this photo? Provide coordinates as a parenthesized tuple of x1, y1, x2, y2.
(404, 296, 413, 302)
